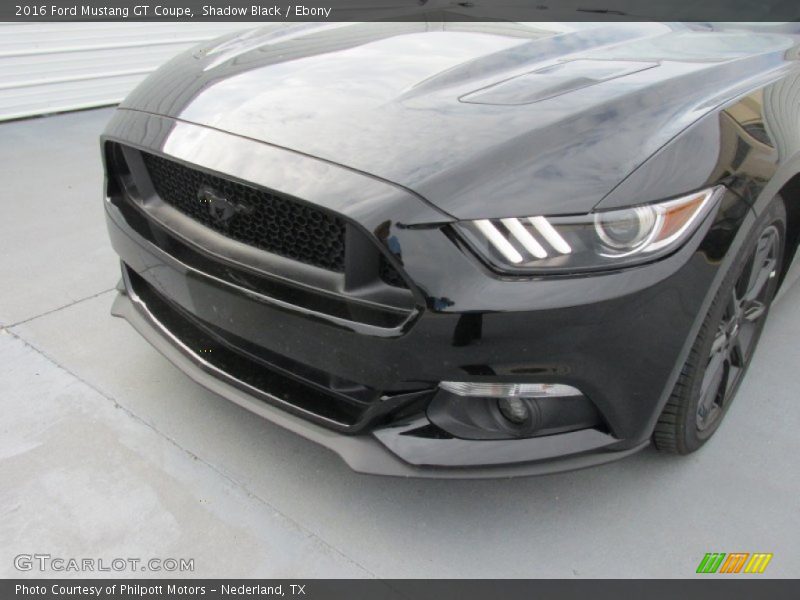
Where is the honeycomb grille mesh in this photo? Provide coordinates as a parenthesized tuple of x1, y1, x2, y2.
(142, 152, 347, 272)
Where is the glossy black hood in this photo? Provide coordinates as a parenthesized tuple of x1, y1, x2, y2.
(121, 21, 797, 219)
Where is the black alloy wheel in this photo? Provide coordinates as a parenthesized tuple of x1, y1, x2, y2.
(654, 197, 786, 454)
(695, 224, 782, 432)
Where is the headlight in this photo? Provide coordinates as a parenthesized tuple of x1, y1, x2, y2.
(456, 186, 723, 273)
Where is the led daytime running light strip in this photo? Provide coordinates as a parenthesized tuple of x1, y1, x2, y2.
(476, 216, 573, 264)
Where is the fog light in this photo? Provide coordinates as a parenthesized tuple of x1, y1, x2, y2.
(497, 397, 530, 424)
(439, 381, 581, 398)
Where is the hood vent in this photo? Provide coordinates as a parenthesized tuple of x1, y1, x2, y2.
(460, 59, 658, 106)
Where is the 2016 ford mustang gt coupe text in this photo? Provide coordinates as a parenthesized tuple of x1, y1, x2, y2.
(102, 21, 800, 477)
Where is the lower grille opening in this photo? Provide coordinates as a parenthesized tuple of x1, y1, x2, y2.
(125, 266, 384, 430)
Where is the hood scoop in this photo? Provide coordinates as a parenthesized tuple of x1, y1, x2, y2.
(460, 59, 658, 105)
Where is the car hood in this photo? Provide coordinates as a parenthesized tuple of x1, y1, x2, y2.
(121, 21, 797, 219)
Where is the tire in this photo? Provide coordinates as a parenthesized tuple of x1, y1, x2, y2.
(653, 196, 787, 454)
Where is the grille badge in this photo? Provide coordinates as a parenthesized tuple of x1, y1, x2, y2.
(197, 184, 252, 225)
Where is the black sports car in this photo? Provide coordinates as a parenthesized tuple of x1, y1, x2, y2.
(102, 22, 800, 477)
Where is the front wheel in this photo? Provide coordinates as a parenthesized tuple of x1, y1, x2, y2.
(653, 197, 786, 454)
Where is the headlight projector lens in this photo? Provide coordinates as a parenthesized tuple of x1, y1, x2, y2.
(594, 206, 657, 252)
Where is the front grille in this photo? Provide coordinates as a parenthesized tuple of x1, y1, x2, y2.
(142, 152, 347, 272)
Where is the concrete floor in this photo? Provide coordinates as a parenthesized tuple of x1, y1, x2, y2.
(1, 108, 798, 579)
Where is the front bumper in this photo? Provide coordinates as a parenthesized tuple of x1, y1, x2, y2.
(103, 109, 754, 477)
(111, 284, 648, 478)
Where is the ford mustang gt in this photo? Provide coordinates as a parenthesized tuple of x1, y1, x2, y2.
(102, 21, 800, 476)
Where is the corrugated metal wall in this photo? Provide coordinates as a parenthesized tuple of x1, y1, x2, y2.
(0, 23, 248, 121)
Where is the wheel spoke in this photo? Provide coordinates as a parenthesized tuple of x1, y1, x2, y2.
(726, 284, 743, 327)
(710, 326, 727, 355)
(737, 320, 757, 357)
(701, 349, 726, 401)
(742, 262, 774, 305)
(742, 230, 778, 304)
(742, 300, 766, 322)
(728, 357, 743, 389)
(729, 335, 746, 368)
(698, 351, 726, 429)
